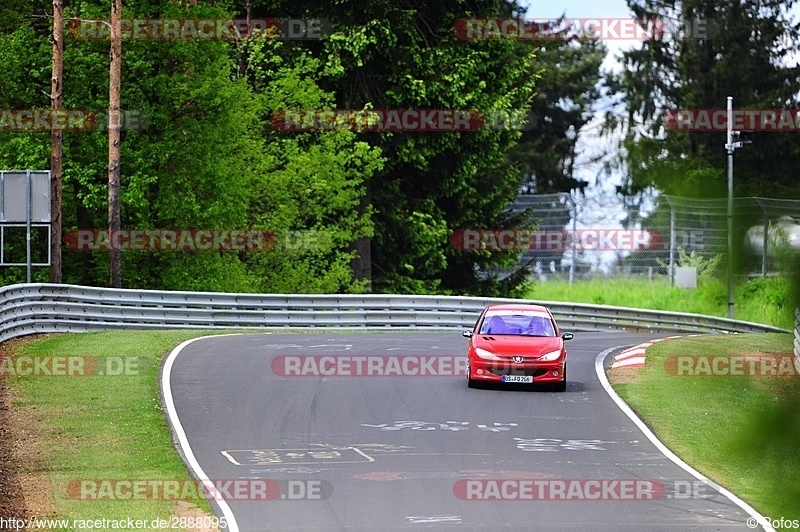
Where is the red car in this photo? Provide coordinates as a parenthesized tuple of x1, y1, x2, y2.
(463, 304, 572, 391)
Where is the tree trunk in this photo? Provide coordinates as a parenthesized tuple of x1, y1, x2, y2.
(108, 0, 122, 287)
(350, 183, 372, 290)
(49, 0, 63, 283)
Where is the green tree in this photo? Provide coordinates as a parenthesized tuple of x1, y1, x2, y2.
(510, 36, 606, 196)
(238, 0, 541, 295)
(242, 38, 384, 292)
(611, 0, 800, 199)
(0, 0, 381, 293)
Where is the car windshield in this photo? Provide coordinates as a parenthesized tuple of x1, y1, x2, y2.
(478, 312, 556, 336)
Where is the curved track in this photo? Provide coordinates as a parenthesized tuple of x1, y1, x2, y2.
(164, 331, 757, 531)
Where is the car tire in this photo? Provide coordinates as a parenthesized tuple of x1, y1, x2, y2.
(467, 363, 479, 388)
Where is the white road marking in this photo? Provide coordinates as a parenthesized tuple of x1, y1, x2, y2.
(261, 344, 307, 349)
(595, 346, 774, 532)
(361, 421, 517, 431)
(513, 437, 615, 452)
(220, 450, 241, 465)
(385, 346, 441, 351)
(406, 515, 462, 524)
(221, 447, 374, 465)
(163, 334, 243, 532)
(311, 443, 413, 453)
(261, 343, 353, 350)
(249, 467, 337, 474)
(307, 344, 352, 349)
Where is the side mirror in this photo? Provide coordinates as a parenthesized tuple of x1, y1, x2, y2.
(561, 332, 573, 341)
(462, 330, 473, 338)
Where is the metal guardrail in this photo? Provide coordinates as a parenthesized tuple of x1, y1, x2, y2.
(0, 284, 791, 344)
(795, 308, 800, 358)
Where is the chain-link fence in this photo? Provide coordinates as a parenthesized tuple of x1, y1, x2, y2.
(475, 193, 575, 282)
(477, 193, 800, 283)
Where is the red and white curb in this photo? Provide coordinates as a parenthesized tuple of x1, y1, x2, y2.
(610, 336, 694, 369)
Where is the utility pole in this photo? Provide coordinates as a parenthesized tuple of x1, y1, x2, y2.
(723, 96, 751, 319)
(108, 0, 122, 287)
(50, 0, 63, 283)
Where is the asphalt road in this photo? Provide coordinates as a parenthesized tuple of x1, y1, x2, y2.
(165, 331, 757, 531)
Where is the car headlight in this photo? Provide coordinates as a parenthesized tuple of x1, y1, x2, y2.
(537, 349, 562, 362)
(475, 347, 502, 361)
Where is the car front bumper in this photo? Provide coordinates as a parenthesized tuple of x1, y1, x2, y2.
(468, 357, 566, 384)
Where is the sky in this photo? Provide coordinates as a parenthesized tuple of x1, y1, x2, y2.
(522, 0, 638, 73)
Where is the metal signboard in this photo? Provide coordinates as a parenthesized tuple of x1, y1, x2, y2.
(0, 170, 52, 279)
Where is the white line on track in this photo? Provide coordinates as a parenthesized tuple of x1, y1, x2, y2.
(595, 346, 774, 532)
(162, 334, 243, 532)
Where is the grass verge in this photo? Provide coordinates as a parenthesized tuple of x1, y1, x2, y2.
(3, 330, 242, 529)
(525, 276, 795, 329)
(610, 333, 800, 521)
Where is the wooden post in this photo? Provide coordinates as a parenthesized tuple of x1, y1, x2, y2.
(108, 0, 122, 287)
(50, 0, 63, 283)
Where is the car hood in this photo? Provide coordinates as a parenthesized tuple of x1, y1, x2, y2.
(474, 335, 563, 358)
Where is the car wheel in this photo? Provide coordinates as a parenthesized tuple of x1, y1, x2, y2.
(467, 363, 479, 389)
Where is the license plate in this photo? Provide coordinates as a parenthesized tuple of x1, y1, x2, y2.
(502, 375, 533, 383)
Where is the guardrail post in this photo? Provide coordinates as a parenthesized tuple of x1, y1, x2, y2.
(569, 193, 576, 285)
(669, 208, 676, 286)
(761, 214, 768, 278)
(26, 170, 32, 283)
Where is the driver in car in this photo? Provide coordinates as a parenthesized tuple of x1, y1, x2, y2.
(524, 316, 555, 337)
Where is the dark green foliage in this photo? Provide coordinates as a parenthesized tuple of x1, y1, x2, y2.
(611, 0, 800, 199)
(0, 0, 605, 295)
